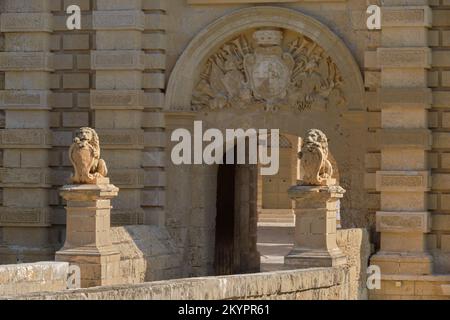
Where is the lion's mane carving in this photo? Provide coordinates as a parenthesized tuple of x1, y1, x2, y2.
(69, 127, 108, 184)
(300, 129, 333, 186)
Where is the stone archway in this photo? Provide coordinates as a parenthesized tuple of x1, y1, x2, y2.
(164, 7, 366, 277)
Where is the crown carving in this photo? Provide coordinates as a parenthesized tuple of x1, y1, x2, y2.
(253, 29, 283, 46)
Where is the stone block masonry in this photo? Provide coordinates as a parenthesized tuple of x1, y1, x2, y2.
(92, 1, 146, 226)
(141, 0, 167, 228)
(4, 266, 354, 300)
(370, 1, 434, 280)
(0, 0, 54, 263)
(428, 0, 450, 276)
(0, 0, 171, 265)
(0, 262, 69, 297)
(0, 227, 370, 299)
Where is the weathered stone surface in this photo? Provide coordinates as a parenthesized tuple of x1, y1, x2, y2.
(4, 266, 352, 300)
(376, 211, 431, 233)
(91, 51, 145, 71)
(90, 90, 143, 110)
(93, 11, 145, 31)
(0, 262, 69, 297)
(0, 52, 53, 71)
(0, 0, 446, 302)
(56, 182, 121, 288)
(110, 225, 181, 283)
(376, 171, 430, 192)
(69, 127, 108, 185)
(382, 6, 432, 27)
(0, 13, 52, 32)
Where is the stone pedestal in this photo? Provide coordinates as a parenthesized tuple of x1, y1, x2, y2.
(55, 179, 121, 288)
(285, 185, 347, 268)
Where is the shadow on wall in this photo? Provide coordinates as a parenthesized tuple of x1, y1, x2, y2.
(110, 225, 183, 283)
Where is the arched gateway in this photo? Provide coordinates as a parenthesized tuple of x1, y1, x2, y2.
(165, 7, 366, 276)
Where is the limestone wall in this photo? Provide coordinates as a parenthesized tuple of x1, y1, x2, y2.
(0, 227, 369, 299)
(0, 0, 169, 264)
(428, 2, 450, 275)
(0, 262, 68, 297)
(111, 225, 182, 283)
(5, 266, 353, 300)
(337, 228, 372, 300)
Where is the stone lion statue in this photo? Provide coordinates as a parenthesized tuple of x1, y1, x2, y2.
(299, 129, 334, 186)
(69, 127, 108, 184)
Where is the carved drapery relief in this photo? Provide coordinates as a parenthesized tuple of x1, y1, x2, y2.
(192, 29, 345, 112)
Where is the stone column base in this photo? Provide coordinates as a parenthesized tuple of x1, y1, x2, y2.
(369, 274, 450, 300)
(284, 185, 347, 269)
(55, 179, 121, 288)
(285, 248, 347, 268)
(56, 247, 121, 288)
(371, 252, 433, 276)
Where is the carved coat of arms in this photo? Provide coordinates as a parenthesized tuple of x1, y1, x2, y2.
(192, 29, 345, 112)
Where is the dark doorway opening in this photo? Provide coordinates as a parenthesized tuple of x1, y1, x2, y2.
(214, 159, 236, 275)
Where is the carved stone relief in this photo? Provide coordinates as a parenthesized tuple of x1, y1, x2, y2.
(69, 127, 108, 184)
(299, 129, 334, 186)
(192, 29, 345, 112)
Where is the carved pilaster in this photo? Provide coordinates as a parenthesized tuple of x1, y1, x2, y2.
(370, 2, 434, 291)
(92, 0, 146, 225)
(142, 0, 167, 226)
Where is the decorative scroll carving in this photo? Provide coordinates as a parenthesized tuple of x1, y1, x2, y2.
(69, 127, 108, 184)
(192, 29, 344, 112)
(299, 129, 334, 186)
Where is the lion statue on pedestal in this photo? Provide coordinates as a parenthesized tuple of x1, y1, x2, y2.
(69, 127, 108, 184)
(299, 129, 334, 186)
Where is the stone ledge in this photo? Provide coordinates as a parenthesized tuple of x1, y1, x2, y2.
(0, 52, 53, 71)
(377, 47, 431, 69)
(376, 211, 430, 233)
(93, 11, 145, 31)
(0, 13, 52, 32)
(0, 262, 68, 297)
(111, 210, 143, 226)
(0, 90, 52, 110)
(370, 275, 450, 299)
(0, 129, 52, 149)
(91, 51, 145, 71)
(109, 169, 145, 188)
(97, 129, 145, 149)
(381, 6, 432, 28)
(376, 171, 430, 192)
(0, 207, 51, 227)
(370, 252, 433, 276)
(0, 168, 52, 188)
(91, 90, 144, 110)
(3, 266, 350, 300)
(379, 129, 431, 150)
(378, 88, 432, 109)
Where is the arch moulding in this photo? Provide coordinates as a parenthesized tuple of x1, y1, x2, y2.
(165, 6, 365, 112)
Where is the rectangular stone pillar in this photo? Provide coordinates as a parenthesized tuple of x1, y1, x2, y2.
(0, 0, 53, 262)
(285, 185, 347, 268)
(371, 3, 433, 277)
(55, 179, 120, 288)
(92, 0, 145, 225)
